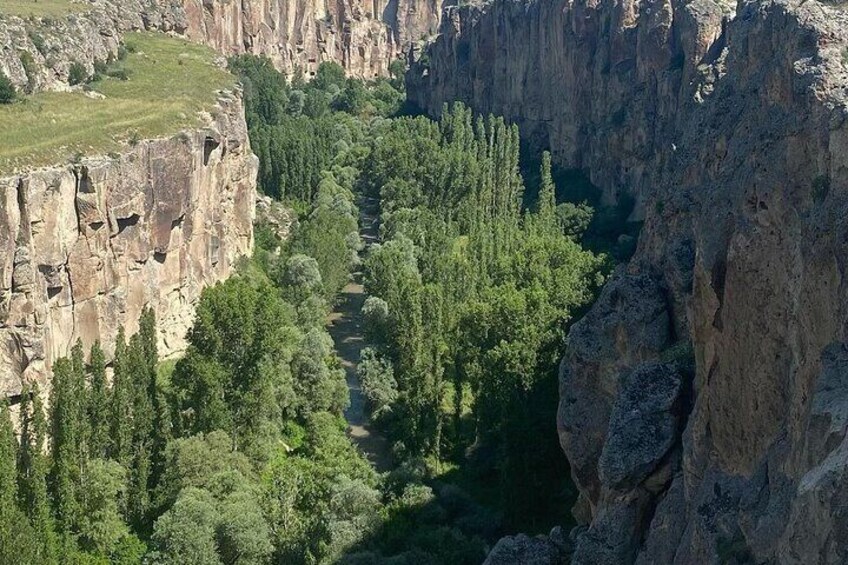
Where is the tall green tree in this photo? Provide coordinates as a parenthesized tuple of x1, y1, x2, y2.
(110, 327, 134, 470)
(50, 355, 86, 539)
(88, 341, 110, 459)
(537, 151, 556, 228)
(17, 385, 59, 562)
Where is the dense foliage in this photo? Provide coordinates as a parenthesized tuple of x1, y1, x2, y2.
(358, 105, 606, 528)
(3, 56, 607, 564)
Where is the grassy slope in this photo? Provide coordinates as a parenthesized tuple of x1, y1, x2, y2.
(0, 32, 236, 175)
(0, 0, 83, 17)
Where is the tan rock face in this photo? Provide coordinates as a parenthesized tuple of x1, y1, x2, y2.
(0, 0, 443, 92)
(0, 92, 257, 398)
(410, 0, 848, 561)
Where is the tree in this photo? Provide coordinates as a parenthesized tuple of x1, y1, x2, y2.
(291, 329, 348, 417)
(50, 356, 86, 537)
(361, 297, 389, 345)
(1, 400, 40, 563)
(17, 385, 59, 562)
(87, 342, 110, 459)
(357, 348, 397, 420)
(0, 400, 19, 540)
(172, 276, 297, 451)
(155, 431, 252, 511)
(110, 327, 134, 469)
(283, 254, 323, 299)
(334, 78, 368, 115)
(216, 488, 273, 565)
(312, 62, 346, 92)
(537, 151, 556, 228)
(148, 488, 222, 565)
(388, 59, 406, 91)
(0, 71, 16, 104)
(77, 459, 133, 558)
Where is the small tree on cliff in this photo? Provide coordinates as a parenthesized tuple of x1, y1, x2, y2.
(0, 71, 16, 104)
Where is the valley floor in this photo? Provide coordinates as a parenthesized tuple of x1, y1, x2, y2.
(327, 195, 392, 471)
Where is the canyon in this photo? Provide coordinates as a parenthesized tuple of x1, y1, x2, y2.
(3, 0, 848, 561)
(410, 0, 848, 562)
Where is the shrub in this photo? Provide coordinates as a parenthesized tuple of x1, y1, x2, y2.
(67, 61, 87, 86)
(0, 72, 16, 104)
(18, 50, 37, 93)
(27, 31, 46, 55)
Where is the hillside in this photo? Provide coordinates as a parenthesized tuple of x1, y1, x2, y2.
(0, 32, 235, 174)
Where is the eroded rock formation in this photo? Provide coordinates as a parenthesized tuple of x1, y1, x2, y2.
(410, 0, 848, 561)
(0, 91, 257, 399)
(0, 0, 443, 92)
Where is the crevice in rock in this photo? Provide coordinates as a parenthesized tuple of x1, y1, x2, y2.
(115, 213, 140, 235)
(203, 136, 220, 165)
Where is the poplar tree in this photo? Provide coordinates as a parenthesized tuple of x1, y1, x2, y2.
(110, 327, 133, 470)
(538, 151, 556, 228)
(88, 341, 110, 459)
(18, 385, 58, 562)
(50, 356, 84, 537)
(0, 400, 22, 559)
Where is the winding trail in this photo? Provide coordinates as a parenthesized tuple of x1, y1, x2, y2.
(327, 196, 392, 471)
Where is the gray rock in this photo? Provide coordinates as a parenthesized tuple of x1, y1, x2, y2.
(484, 534, 565, 565)
(558, 270, 671, 502)
(572, 491, 651, 565)
(598, 363, 683, 491)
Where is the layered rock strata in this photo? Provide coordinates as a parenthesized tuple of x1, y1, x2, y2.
(0, 0, 443, 92)
(0, 91, 257, 399)
(409, 0, 848, 561)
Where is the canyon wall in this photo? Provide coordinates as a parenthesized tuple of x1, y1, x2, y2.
(0, 0, 443, 91)
(410, 0, 848, 562)
(0, 91, 257, 399)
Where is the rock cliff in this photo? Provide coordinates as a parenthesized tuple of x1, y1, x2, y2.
(409, 0, 848, 562)
(0, 0, 443, 91)
(0, 91, 257, 399)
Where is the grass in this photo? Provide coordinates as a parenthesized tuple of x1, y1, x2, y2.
(0, 32, 236, 174)
(0, 0, 84, 17)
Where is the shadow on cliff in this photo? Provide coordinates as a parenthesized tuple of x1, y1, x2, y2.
(520, 146, 642, 261)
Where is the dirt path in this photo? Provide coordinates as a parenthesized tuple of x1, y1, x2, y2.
(327, 196, 392, 472)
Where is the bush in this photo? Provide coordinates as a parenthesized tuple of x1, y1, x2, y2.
(0, 72, 16, 104)
(357, 348, 397, 420)
(18, 51, 37, 93)
(68, 61, 87, 86)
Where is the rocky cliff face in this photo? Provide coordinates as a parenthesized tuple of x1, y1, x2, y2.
(0, 91, 257, 399)
(0, 0, 443, 91)
(177, 0, 444, 77)
(409, 0, 848, 562)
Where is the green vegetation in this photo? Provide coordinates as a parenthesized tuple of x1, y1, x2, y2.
(5, 54, 607, 564)
(357, 106, 606, 530)
(0, 0, 83, 17)
(0, 71, 15, 104)
(0, 32, 235, 174)
(67, 61, 87, 86)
